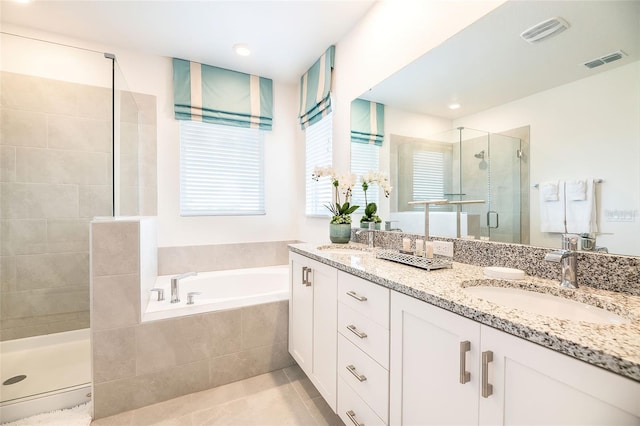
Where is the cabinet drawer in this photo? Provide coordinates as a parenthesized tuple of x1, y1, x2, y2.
(338, 271, 389, 329)
(338, 334, 389, 422)
(339, 302, 389, 368)
(338, 376, 386, 426)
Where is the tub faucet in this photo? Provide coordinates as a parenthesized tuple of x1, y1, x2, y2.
(544, 235, 578, 288)
(170, 272, 197, 303)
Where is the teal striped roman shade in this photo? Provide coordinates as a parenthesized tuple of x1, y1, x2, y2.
(173, 58, 273, 130)
(351, 98, 385, 146)
(298, 46, 335, 130)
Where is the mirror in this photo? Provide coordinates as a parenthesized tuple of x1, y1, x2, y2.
(351, 0, 640, 256)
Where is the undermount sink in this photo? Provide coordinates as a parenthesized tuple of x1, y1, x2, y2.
(463, 285, 630, 325)
(316, 244, 372, 255)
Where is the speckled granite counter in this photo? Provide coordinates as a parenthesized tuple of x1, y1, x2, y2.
(289, 243, 640, 382)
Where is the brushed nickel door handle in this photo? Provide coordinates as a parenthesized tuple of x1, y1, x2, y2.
(459, 340, 471, 384)
(346, 324, 367, 339)
(481, 350, 494, 398)
(346, 290, 367, 302)
(346, 364, 367, 382)
(346, 410, 364, 426)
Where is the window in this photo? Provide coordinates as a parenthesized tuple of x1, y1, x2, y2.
(412, 150, 445, 210)
(305, 113, 333, 216)
(350, 142, 380, 212)
(180, 120, 265, 216)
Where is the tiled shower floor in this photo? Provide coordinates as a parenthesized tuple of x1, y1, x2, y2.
(91, 365, 344, 425)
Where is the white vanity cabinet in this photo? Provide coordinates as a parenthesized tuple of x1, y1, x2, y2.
(390, 291, 640, 426)
(337, 271, 390, 425)
(289, 252, 338, 410)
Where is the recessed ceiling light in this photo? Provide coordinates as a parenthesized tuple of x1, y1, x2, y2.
(448, 103, 461, 110)
(233, 44, 251, 57)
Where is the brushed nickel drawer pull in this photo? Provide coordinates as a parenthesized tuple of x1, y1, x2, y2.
(346, 364, 367, 382)
(459, 340, 471, 384)
(301, 266, 307, 285)
(346, 410, 364, 426)
(346, 324, 367, 339)
(346, 290, 367, 302)
(481, 350, 494, 398)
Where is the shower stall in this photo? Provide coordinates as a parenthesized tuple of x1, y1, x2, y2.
(0, 33, 150, 423)
(391, 126, 529, 243)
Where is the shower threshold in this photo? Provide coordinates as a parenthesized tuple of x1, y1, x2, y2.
(0, 329, 91, 423)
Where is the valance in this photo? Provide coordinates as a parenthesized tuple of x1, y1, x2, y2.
(173, 58, 273, 130)
(298, 45, 335, 130)
(350, 98, 385, 146)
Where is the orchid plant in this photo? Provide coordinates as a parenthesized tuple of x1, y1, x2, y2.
(312, 166, 359, 224)
(359, 171, 393, 225)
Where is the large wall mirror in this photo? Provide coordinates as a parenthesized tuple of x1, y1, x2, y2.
(350, 0, 640, 257)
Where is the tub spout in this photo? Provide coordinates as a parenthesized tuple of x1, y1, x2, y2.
(170, 272, 197, 303)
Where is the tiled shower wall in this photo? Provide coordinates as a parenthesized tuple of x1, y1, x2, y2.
(0, 72, 157, 341)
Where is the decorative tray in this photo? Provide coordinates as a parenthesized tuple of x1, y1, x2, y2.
(376, 249, 453, 271)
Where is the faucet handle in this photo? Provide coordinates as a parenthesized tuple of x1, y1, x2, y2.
(150, 288, 165, 301)
(187, 291, 201, 305)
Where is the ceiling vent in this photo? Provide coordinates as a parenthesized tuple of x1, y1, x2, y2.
(583, 50, 627, 69)
(520, 17, 570, 43)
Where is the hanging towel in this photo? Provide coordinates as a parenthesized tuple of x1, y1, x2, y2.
(539, 181, 566, 233)
(566, 178, 597, 234)
(540, 181, 559, 201)
(566, 179, 587, 201)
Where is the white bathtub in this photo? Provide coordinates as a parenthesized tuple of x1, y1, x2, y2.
(143, 265, 289, 322)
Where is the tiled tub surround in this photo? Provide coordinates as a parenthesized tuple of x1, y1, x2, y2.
(290, 242, 640, 382)
(0, 71, 158, 341)
(91, 218, 294, 419)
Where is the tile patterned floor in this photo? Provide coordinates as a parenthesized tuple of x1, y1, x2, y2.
(91, 365, 344, 426)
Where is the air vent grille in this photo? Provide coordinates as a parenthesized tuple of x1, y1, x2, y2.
(583, 50, 626, 69)
(521, 17, 570, 43)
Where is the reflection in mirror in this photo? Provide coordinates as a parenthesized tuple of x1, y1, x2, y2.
(351, 0, 640, 256)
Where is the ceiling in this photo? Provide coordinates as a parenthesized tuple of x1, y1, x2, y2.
(360, 0, 640, 119)
(0, 0, 376, 83)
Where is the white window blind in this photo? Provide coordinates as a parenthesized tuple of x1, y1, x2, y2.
(412, 150, 445, 210)
(350, 142, 380, 213)
(305, 113, 333, 216)
(180, 121, 265, 216)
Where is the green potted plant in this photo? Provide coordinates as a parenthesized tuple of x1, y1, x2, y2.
(312, 167, 359, 243)
(359, 172, 392, 230)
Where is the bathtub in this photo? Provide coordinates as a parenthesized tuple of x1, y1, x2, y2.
(143, 265, 289, 322)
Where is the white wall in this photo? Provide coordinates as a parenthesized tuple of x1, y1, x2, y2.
(297, 0, 506, 243)
(455, 61, 640, 255)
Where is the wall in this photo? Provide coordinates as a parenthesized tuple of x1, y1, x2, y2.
(455, 61, 640, 255)
(298, 0, 506, 244)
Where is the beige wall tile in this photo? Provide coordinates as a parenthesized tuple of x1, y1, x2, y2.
(92, 274, 140, 330)
(47, 218, 90, 253)
(91, 221, 139, 276)
(0, 108, 47, 148)
(1, 183, 79, 219)
(93, 327, 136, 383)
(130, 393, 196, 426)
(15, 147, 109, 185)
(133, 92, 157, 126)
(93, 375, 139, 419)
(241, 300, 289, 350)
(203, 309, 242, 358)
(76, 85, 111, 120)
(0, 219, 47, 255)
(48, 115, 111, 153)
(45, 314, 88, 335)
(1, 286, 89, 319)
(79, 185, 112, 218)
(0, 255, 17, 292)
(0, 73, 77, 115)
(1, 146, 16, 182)
(15, 252, 88, 290)
(119, 92, 139, 124)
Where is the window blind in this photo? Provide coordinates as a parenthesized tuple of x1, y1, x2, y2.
(412, 150, 445, 210)
(180, 121, 265, 216)
(350, 142, 380, 213)
(305, 113, 333, 216)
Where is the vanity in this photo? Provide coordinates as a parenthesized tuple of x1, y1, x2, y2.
(288, 242, 640, 425)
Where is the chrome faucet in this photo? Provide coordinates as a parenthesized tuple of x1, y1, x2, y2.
(544, 235, 578, 288)
(170, 272, 197, 303)
(355, 223, 375, 248)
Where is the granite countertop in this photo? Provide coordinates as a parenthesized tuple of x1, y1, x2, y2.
(289, 242, 640, 383)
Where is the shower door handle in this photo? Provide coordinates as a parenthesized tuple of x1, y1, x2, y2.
(486, 211, 499, 229)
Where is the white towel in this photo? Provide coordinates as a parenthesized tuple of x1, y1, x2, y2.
(566, 179, 587, 201)
(566, 178, 597, 234)
(540, 181, 559, 201)
(539, 181, 566, 233)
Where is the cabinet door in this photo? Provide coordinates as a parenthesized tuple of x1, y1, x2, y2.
(289, 254, 314, 372)
(480, 325, 640, 426)
(311, 260, 338, 411)
(390, 292, 481, 426)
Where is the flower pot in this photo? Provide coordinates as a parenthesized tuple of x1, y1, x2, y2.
(329, 223, 352, 244)
(360, 222, 381, 230)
